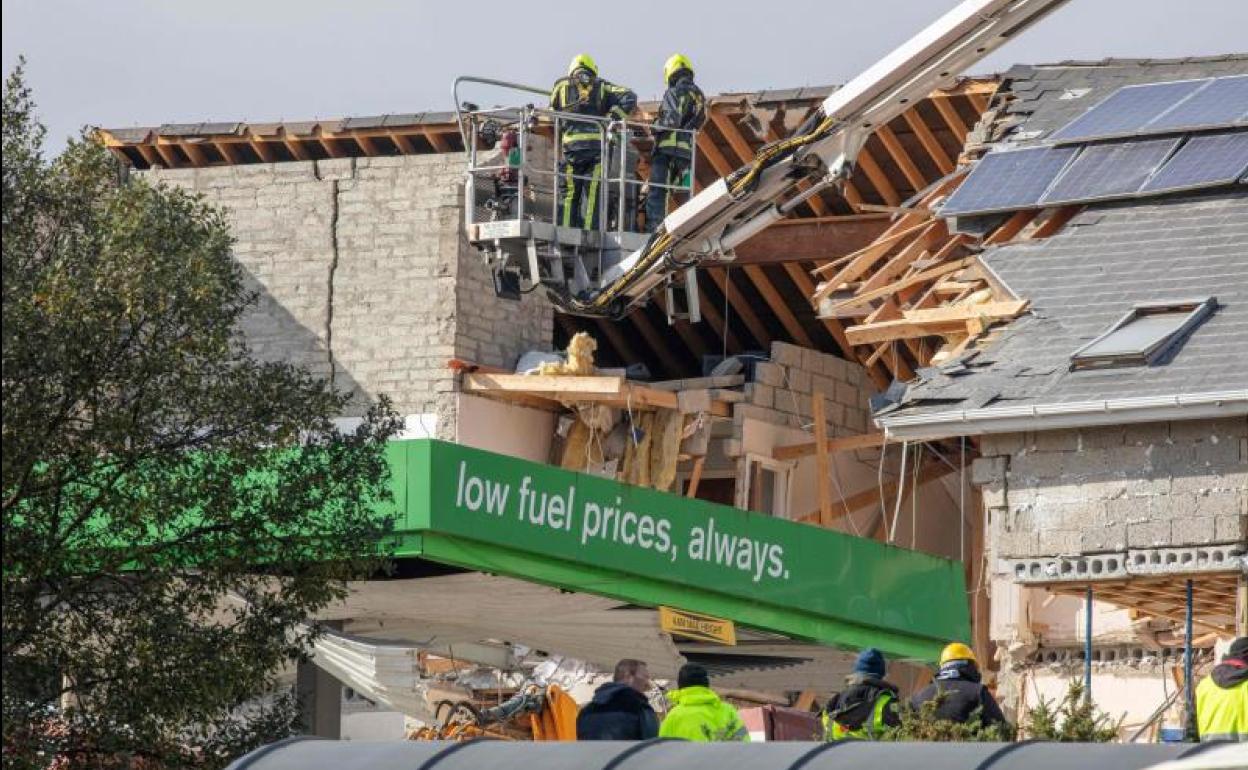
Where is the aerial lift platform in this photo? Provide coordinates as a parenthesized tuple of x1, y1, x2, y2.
(457, 0, 1072, 320)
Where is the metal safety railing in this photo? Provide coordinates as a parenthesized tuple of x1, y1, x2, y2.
(453, 76, 697, 240)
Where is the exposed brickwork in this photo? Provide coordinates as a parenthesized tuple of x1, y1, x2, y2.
(142, 154, 552, 437)
(976, 417, 1248, 559)
(726, 341, 873, 456)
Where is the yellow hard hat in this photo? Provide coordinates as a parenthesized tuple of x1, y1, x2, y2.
(664, 53, 694, 84)
(940, 642, 977, 666)
(569, 53, 598, 77)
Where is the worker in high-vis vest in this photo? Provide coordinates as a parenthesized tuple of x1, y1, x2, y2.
(548, 54, 637, 230)
(659, 663, 750, 742)
(1196, 636, 1248, 742)
(645, 53, 706, 232)
(821, 648, 901, 740)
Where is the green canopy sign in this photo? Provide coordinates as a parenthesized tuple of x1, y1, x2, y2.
(387, 440, 969, 662)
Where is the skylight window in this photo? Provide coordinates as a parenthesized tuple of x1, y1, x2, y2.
(1071, 298, 1216, 369)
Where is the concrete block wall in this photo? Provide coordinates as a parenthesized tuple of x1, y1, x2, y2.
(142, 154, 551, 437)
(727, 341, 873, 455)
(974, 416, 1248, 559)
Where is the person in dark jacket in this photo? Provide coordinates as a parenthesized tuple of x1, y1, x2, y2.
(645, 53, 706, 232)
(1196, 636, 1248, 742)
(576, 658, 659, 740)
(822, 648, 901, 740)
(549, 54, 637, 230)
(910, 642, 1007, 728)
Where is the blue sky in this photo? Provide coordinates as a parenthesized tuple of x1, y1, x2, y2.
(4, 0, 1247, 151)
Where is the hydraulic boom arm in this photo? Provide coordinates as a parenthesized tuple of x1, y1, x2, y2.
(560, 0, 1071, 317)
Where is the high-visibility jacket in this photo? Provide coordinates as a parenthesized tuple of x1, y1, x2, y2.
(653, 75, 705, 160)
(821, 684, 898, 740)
(549, 75, 637, 156)
(659, 686, 750, 742)
(1196, 660, 1248, 742)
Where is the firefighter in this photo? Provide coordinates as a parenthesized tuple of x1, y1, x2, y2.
(659, 663, 750, 742)
(645, 53, 706, 232)
(549, 54, 637, 230)
(821, 648, 901, 740)
(910, 642, 1007, 729)
(1195, 636, 1248, 742)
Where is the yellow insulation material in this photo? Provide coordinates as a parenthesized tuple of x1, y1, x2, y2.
(560, 419, 603, 470)
(537, 331, 597, 376)
(621, 413, 655, 487)
(648, 410, 684, 492)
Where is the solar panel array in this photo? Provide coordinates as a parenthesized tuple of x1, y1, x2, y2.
(1139, 132, 1248, 194)
(939, 73, 1248, 218)
(1145, 75, 1248, 133)
(1049, 75, 1248, 144)
(1040, 137, 1182, 205)
(939, 147, 1078, 216)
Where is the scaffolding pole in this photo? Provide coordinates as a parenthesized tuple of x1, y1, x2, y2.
(1085, 585, 1093, 701)
(1184, 578, 1194, 739)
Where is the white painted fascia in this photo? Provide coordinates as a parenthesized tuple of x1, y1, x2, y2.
(877, 390, 1248, 442)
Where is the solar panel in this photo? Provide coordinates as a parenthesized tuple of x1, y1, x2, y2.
(1144, 75, 1248, 133)
(940, 146, 1078, 216)
(1040, 137, 1181, 205)
(1139, 132, 1248, 194)
(1049, 78, 1210, 142)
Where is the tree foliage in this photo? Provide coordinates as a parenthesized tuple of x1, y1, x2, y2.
(1021, 681, 1122, 742)
(876, 692, 1016, 743)
(2, 61, 400, 768)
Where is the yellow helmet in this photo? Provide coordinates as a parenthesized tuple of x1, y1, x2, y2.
(569, 53, 598, 77)
(664, 53, 694, 84)
(940, 642, 977, 666)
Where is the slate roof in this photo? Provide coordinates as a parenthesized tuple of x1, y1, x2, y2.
(987, 55, 1248, 146)
(881, 59, 1248, 422)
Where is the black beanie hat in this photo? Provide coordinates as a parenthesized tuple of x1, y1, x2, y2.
(677, 663, 711, 689)
(1229, 637, 1248, 660)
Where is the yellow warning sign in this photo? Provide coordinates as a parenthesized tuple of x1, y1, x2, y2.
(658, 606, 737, 646)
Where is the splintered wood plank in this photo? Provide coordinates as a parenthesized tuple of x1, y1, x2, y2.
(463, 374, 625, 395)
(823, 257, 975, 315)
(844, 300, 1028, 345)
(854, 221, 945, 296)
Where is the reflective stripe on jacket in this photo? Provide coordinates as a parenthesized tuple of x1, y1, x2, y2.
(1197, 668, 1248, 742)
(659, 686, 750, 742)
(654, 76, 705, 159)
(549, 76, 637, 154)
(821, 690, 896, 740)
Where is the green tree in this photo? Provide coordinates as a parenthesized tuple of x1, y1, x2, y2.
(1022, 681, 1122, 742)
(876, 691, 1016, 743)
(2, 61, 400, 768)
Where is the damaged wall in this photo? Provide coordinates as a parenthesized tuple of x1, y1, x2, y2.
(975, 417, 1247, 559)
(141, 154, 552, 438)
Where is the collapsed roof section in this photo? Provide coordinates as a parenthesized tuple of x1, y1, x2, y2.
(780, 57, 1248, 438)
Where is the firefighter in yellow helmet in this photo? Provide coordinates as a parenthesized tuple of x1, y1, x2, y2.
(1195, 636, 1248, 742)
(909, 643, 1008, 728)
(549, 54, 637, 229)
(645, 53, 706, 232)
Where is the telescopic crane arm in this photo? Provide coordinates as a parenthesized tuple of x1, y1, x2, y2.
(564, 0, 1071, 317)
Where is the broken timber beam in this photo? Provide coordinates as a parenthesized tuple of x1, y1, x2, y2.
(773, 431, 887, 461)
(844, 300, 1029, 346)
(460, 373, 731, 416)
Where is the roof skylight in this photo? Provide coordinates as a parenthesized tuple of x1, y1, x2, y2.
(1070, 298, 1216, 369)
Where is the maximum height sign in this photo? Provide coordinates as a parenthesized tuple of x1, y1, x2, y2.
(659, 606, 737, 645)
